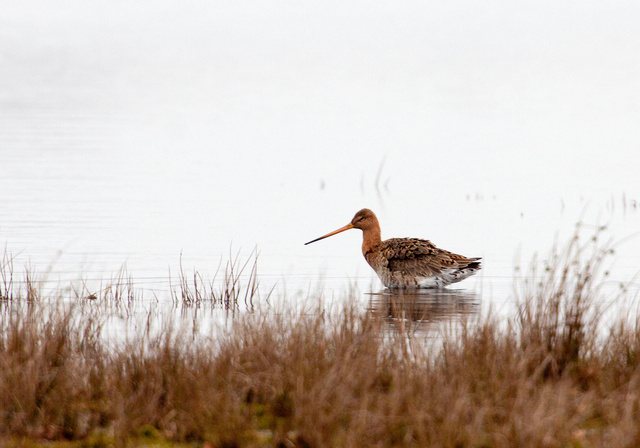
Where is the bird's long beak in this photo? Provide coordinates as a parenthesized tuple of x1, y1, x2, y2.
(304, 223, 354, 245)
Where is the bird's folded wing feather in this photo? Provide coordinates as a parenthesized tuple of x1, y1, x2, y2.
(381, 238, 445, 276)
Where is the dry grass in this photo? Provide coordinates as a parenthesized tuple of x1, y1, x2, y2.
(170, 249, 267, 313)
(1, 230, 640, 447)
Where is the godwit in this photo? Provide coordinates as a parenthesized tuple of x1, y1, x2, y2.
(305, 208, 481, 288)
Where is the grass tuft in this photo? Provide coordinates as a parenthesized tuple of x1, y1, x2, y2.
(170, 249, 268, 313)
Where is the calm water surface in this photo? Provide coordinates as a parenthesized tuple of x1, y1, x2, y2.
(2, 1, 640, 330)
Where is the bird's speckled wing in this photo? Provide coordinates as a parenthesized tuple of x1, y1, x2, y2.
(381, 238, 477, 276)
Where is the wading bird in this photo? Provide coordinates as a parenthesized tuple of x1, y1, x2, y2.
(305, 208, 481, 288)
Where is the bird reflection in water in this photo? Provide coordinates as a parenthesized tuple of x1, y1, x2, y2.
(368, 288, 480, 335)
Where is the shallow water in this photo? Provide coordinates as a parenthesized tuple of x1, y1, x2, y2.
(1, 1, 640, 330)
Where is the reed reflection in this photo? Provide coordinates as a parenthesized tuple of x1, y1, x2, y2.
(368, 288, 480, 335)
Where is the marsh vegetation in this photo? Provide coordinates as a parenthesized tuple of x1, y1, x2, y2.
(1, 228, 640, 448)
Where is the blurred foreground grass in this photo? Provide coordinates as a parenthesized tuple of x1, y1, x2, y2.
(1, 227, 640, 448)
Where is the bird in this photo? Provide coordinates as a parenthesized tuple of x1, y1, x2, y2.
(305, 208, 481, 288)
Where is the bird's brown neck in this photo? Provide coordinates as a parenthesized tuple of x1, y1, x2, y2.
(361, 227, 382, 256)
